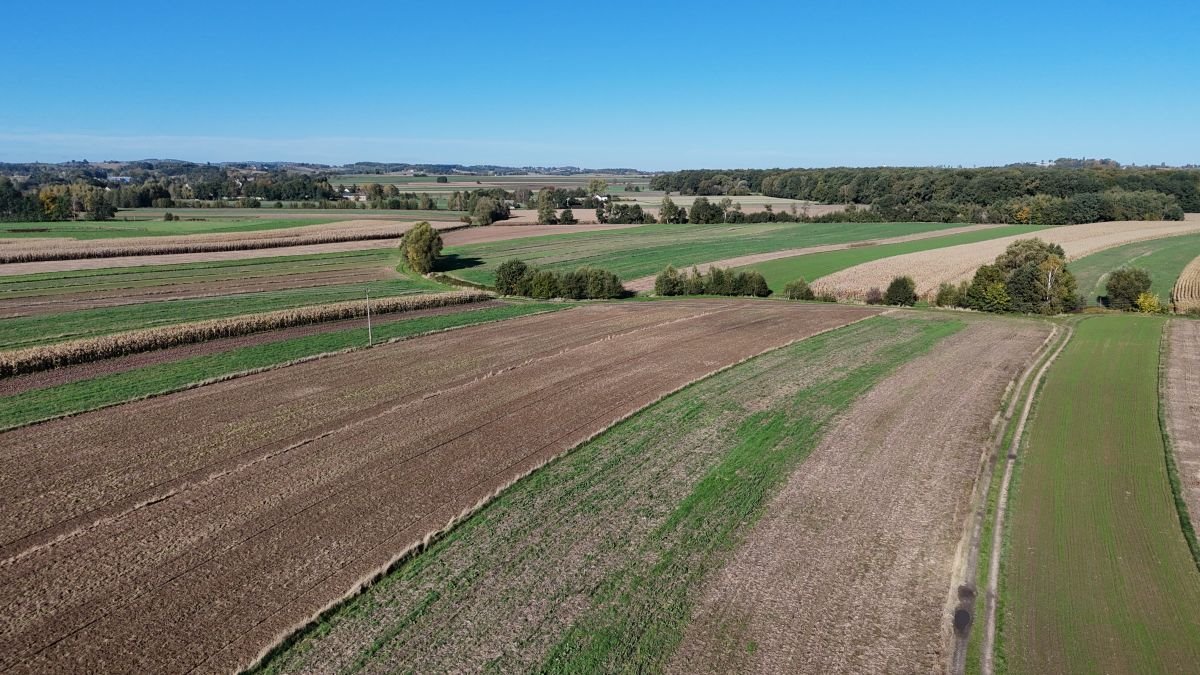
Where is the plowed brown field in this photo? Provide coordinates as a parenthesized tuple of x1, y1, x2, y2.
(0, 300, 877, 674)
(1164, 320, 1200, 528)
(670, 318, 1049, 674)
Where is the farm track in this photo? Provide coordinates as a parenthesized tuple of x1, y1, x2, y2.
(814, 218, 1200, 299)
(0, 222, 637, 276)
(0, 300, 876, 673)
(0, 300, 507, 398)
(1164, 320, 1200, 531)
(623, 223, 1009, 291)
(670, 318, 1050, 675)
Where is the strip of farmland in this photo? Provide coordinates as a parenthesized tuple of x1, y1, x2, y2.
(1163, 320, 1200, 549)
(670, 318, 1049, 674)
(1003, 316, 1200, 673)
(0, 300, 877, 673)
(1172, 254, 1200, 312)
(813, 217, 1200, 300)
(1067, 232, 1200, 306)
(254, 313, 960, 674)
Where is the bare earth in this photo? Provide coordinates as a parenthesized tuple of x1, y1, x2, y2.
(670, 318, 1049, 674)
(814, 218, 1200, 299)
(0, 300, 876, 674)
(623, 223, 1008, 292)
(1164, 320, 1200, 528)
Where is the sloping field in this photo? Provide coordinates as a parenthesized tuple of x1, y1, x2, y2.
(1068, 232, 1200, 305)
(0, 249, 402, 318)
(255, 313, 958, 674)
(1163, 320, 1200, 541)
(444, 220, 968, 286)
(813, 219, 1200, 300)
(1172, 255, 1200, 312)
(0, 300, 877, 674)
(620, 223, 1026, 292)
(671, 318, 1049, 674)
(1004, 316, 1200, 674)
(0, 218, 337, 239)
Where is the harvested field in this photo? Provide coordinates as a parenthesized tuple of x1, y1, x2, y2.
(622, 223, 1020, 291)
(0, 300, 877, 674)
(0, 290, 489, 377)
(256, 313, 955, 674)
(1172, 254, 1200, 312)
(1163, 320, 1200, 551)
(670, 318, 1049, 675)
(1004, 316, 1200, 674)
(813, 219, 1200, 300)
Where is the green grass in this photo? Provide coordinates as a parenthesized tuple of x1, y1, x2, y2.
(1002, 315, 1200, 674)
(0, 274, 447, 350)
(738, 225, 1044, 292)
(0, 302, 559, 431)
(444, 220, 974, 286)
(1069, 232, 1200, 305)
(0, 218, 340, 239)
(251, 314, 963, 674)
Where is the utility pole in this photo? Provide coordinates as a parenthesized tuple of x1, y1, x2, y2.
(366, 289, 373, 346)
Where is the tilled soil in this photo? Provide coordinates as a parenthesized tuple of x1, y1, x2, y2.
(0, 300, 508, 398)
(0, 300, 876, 674)
(669, 319, 1049, 675)
(1165, 320, 1200, 528)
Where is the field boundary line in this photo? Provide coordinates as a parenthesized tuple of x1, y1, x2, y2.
(945, 319, 1058, 674)
(0, 306, 567, 435)
(239, 309, 886, 674)
(980, 320, 1076, 675)
(1157, 320, 1200, 572)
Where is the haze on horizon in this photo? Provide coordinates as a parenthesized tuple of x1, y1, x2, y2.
(2, 0, 1197, 170)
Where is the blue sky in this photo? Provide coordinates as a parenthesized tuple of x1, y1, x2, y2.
(2, 0, 1197, 169)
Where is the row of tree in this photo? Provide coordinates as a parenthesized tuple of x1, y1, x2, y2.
(653, 265, 771, 297)
(494, 260, 625, 299)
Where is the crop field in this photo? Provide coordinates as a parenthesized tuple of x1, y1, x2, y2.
(0, 300, 878, 674)
(813, 218, 1200, 300)
(113, 207, 462, 222)
(1172, 254, 1200, 312)
(443, 220, 968, 286)
(733, 224, 1043, 293)
(1163, 320, 1200, 544)
(253, 312, 965, 673)
(1003, 316, 1200, 674)
(1067, 232, 1200, 305)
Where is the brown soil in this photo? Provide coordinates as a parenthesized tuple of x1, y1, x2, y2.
(669, 318, 1049, 675)
(0, 300, 877, 674)
(0, 300, 507, 398)
(1164, 320, 1200, 528)
(623, 223, 1008, 292)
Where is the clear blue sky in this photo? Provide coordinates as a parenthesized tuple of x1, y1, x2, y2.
(2, 0, 1197, 169)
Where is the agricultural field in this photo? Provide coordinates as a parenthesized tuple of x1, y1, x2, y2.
(0, 217, 340, 239)
(1172, 254, 1200, 312)
(1163, 320, 1200, 529)
(0, 300, 877, 673)
(813, 218, 1200, 300)
(1002, 316, 1200, 674)
(443, 220, 970, 287)
(1068, 231, 1200, 305)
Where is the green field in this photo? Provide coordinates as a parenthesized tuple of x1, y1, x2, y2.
(737, 225, 1045, 292)
(0, 274, 446, 350)
(0, 218, 340, 239)
(1003, 316, 1200, 674)
(1069, 232, 1200, 305)
(254, 314, 962, 674)
(0, 302, 559, 431)
(443, 220, 971, 286)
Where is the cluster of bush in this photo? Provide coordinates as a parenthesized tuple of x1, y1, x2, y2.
(1102, 267, 1167, 313)
(654, 265, 770, 297)
(494, 259, 625, 299)
(933, 239, 1081, 314)
(781, 278, 838, 303)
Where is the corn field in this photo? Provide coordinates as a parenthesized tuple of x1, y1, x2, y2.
(1172, 255, 1200, 312)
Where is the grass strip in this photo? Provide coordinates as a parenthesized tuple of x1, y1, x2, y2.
(0, 302, 561, 431)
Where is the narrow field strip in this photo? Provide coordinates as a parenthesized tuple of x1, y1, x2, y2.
(1067, 232, 1200, 305)
(1162, 320, 1200, 564)
(0, 218, 338, 240)
(0, 300, 876, 673)
(252, 313, 955, 674)
(1002, 316, 1200, 674)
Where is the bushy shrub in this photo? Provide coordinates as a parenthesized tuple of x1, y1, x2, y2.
(653, 265, 770, 297)
(934, 282, 960, 307)
(884, 276, 918, 306)
(493, 259, 624, 299)
(401, 221, 443, 274)
(1136, 292, 1166, 314)
(865, 287, 884, 305)
(494, 259, 532, 296)
(655, 266, 684, 296)
(1105, 267, 1152, 311)
(817, 292, 839, 303)
(784, 278, 815, 301)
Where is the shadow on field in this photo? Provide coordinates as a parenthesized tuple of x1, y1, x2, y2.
(438, 254, 484, 272)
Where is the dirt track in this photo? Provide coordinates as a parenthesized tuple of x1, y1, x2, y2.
(0, 300, 876, 674)
(623, 223, 1008, 292)
(1164, 320, 1200, 528)
(670, 318, 1049, 674)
